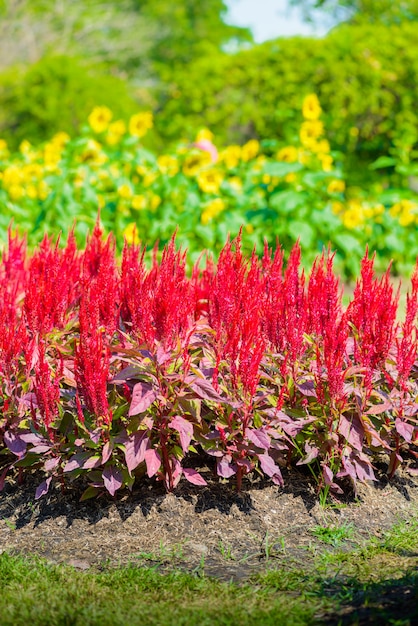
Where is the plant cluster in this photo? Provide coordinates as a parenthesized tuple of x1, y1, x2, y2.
(0, 96, 417, 277)
(0, 224, 417, 501)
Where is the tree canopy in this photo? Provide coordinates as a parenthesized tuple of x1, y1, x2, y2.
(290, 0, 418, 24)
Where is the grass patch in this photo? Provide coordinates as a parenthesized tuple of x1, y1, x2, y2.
(1, 518, 417, 626)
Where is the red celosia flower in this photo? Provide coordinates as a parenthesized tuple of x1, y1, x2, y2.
(347, 249, 399, 386)
(262, 240, 307, 366)
(24, 231, 80, 334)
(33, 339, 61, 439)
(81, 221, 118, 336)
(307, 250, 348, 408)
(208, 235, 265, 397)
(396, 258, 418, 387)
(120, 235, 196, 349)
(75, 292, 111, 425)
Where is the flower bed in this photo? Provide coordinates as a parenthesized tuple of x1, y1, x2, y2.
(1, 96, 417, 278)
(0, 224, 417, 501)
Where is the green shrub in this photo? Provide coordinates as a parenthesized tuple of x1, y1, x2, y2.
(0, 55, 138, 149)
(154, 20, 418, 181)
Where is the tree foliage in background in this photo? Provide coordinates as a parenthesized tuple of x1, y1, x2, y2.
(152, 19, 418, 181)
(290, 0, 418, 24)
(134, 0, 252, 74)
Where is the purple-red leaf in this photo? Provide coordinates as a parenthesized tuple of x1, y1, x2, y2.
(4, 431, 26, 458)
(183, 467, 207, 486)
(296, 380, 317, 397)
(103, 466, 122, 496)
(296, 442, 319, 465)
(338, 414, 364, 451)
(246, 428, 270, 450)
(19, 433, 45, 444)
(110, 365, 142, 384)
(83, 455, 102, 469)
(144, 448, 161, 477)
(366, 401, 392, 415)
(30, 445, 52, 454)
(63, 453, 87, 473)
(44, 457, 60, 472)
(395, 418, 414, 442)
(169, 415, 193, 453)
(101, 441, 113, 464)
(189, 377, 227, 403)
(129, 382, 157, 416)
(322, 464, 334, 485)
(35, 477, 52, 500)
(259, 454, 280, 478)
(217, 458, 236, 478)
(124, 431, 149, 474)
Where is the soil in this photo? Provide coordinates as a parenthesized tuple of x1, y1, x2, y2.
(1, 465, 418, 624)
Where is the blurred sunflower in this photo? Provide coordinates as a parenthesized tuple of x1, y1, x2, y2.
(88, 106, 113, 133)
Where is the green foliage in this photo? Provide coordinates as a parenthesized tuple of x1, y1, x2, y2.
(0, 56, 138, 148)
(0, 97, 417, 278)
(154, 19, 418, 178)
(290, 0, 418, 24)
(135, 0, 252, 73)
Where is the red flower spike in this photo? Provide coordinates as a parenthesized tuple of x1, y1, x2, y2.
(347, 250, 399, 386)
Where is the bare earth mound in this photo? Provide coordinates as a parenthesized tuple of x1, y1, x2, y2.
(1, 467, 417, 580)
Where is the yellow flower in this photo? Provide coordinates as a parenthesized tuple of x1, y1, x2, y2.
(157, 154, 179, 176)
(117, 183, 133, 199)
(219, 145, 241, 169)
(150, 194, 161, 210)
(38, 180, 50, 200)
(228, 176, 243, 192)
(196, 128, 214, 143)
(106, 133, 121, 146)
(43, 142, 62, 169)
(88, 106, 113, 134)
(262, 174, 271, 185)
(109, 120, 126, 136)
(26, 184, 38, 199)
(276, 146, 298, 163)
(201, 198, 225, 225)
(285, 172, 297, 183)
(241, 139, 259, 162)
(327, 179, 345, 194)
(390, 199, 417, 226)
(79, 140, 107, 166)
(106, 120, 127, 146)
(182, 152, 212, 176)
(197, 169, 223, 194)
(131, 194, 147, 210)
(319, 154, 333, 172)
(143, 172, 157, 187)
(245, 223, 254, 234)
(124, 222, 140, 245)
(317, 139, 331, 153)
(302, 94, 322, 120)
(0, 138, 8, 153)
(341, 200, 365, 229)
(2, 165, 23, 188)
(300, 120, 324, 147)
(51, 132, 70, 148)
(22, 163, 43, 182)
(331, 201, 344, 215)
(8, 184, 25, 201)
(129, 111, 153, 138)
(19, 140, 32, 155)
(110, 165, 121, 178)
(253, 155, 267, 171)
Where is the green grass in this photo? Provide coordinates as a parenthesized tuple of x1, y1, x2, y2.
(1, 518, 417, 626)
